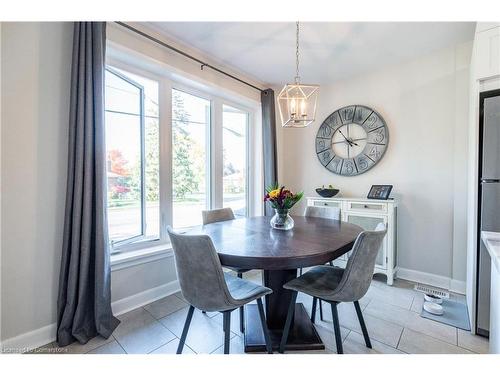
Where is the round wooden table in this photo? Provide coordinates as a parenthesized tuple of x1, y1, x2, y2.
(188, 215, 363, 352)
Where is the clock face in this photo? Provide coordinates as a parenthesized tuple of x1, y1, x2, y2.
(315, 105, 389, 176)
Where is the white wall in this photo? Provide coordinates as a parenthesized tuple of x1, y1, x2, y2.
(0, 22, 264, 347)
(278, 42, 472, 284)
(1, 22, 72, 342)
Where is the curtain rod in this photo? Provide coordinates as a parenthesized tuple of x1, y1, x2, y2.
(114, 22, 264, 93)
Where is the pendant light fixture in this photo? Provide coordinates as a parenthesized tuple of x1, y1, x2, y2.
(278, 21, 319, 128)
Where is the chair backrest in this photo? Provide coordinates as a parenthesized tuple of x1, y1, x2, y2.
(328, 223, 387, 302)
(167, 227, 235, 311)
(304, 205, 341, 220)
(202, 208, 235, 225)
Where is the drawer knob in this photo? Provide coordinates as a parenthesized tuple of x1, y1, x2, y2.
(364, 205, 368, 208)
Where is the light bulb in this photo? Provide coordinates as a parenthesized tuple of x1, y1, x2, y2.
(300, 99, 307, 117)
(290, 98, 296, 116)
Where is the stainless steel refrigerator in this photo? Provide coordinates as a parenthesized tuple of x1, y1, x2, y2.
(477, 88, 500, 337)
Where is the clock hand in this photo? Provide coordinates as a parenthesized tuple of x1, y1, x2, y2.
(338, 130, 354, 146)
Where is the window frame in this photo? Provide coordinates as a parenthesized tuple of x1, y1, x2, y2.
(221, 102, 251, 218)
(105, 67, 148, 249)
(105, 58, 258, 254)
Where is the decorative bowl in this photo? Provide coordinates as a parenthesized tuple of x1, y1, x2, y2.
(315, 188, 339, 198)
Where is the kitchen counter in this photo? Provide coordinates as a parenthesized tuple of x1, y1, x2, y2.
(481, 231, 500, 273)
(481, 231, 500, 353)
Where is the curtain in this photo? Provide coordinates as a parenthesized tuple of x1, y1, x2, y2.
(57, 22, 119, 347)
(261, 89, 278, 216)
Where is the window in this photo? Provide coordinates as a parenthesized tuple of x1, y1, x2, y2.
(105, 68, 160, 247)
(104, 61, 257, 253)
(172, 89, 210, 228)
(223, 105, 248, 217)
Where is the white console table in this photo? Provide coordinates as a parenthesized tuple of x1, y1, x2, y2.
(306, 196, 398, 285)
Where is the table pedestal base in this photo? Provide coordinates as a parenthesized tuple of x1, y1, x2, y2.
(243, 303, 324, 353)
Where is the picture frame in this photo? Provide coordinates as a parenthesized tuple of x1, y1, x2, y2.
(367, 185, 393, 200)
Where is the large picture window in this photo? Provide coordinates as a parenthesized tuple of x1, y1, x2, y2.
(105, 64, 256, 253)
(172, 89, 210, 228)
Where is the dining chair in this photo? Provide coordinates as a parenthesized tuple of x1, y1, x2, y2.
(279, 223, 387, 354)
(201, 207, 250, 333)
(302, 205, 342, 320)
(167, 227, 273, 354)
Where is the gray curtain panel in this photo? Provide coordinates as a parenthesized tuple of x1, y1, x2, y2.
(261, 89, 278, 216)
(57, 22, 119, 347)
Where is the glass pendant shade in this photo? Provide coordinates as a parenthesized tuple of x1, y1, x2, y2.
(278, 82, 319, 128)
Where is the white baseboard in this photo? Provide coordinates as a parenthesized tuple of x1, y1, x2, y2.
(111, 279, 180, 316)
(450, 279, 467, 295)
(1, 323, 57, 353)
(0, 280, 180, 353)
(396, 267, 466, 295)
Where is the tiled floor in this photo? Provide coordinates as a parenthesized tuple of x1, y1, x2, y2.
(37, 271, 489, 354)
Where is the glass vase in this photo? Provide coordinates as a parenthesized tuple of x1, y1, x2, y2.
(270, 208, 294, 230)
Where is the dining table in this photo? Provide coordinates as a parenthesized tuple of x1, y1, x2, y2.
(187, 215, 363, 353)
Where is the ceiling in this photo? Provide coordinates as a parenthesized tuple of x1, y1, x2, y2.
(146, 22, 475, 86)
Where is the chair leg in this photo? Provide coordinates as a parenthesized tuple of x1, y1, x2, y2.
(328, 261, 333, 266)
(319, 300, 324, 321)
(299, 268, 303, 276)
(177, 305, 195, 354)
(223, 311, 231, 354)
(311, 297, 317, 323)
(330, 302, 343, 354)
(279, 291, 298, 353)
(354, 301, 372, 348)
(256, 298, 273, 354)
(237, 272, 245, 333)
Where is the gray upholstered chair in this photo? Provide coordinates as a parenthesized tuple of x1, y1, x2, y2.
(302, 205, 342, 320)
(201, 207, 250, 333)
(201, 207, 236, 225)
(167, 227, 273, 354)
(279, 223, 387, 354)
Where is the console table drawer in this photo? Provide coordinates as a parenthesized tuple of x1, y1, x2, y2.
(347, 201, 387, 213)
(312, 200, 341, 208)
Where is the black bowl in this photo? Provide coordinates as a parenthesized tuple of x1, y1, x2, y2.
(316, 188, 339, 198)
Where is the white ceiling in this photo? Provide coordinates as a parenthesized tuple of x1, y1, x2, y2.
(146, 22, 475, 86)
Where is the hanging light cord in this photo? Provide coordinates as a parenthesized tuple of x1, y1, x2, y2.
(295, 21, 300, 84)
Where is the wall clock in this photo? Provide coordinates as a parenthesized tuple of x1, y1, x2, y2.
(315, 105, 389, 176)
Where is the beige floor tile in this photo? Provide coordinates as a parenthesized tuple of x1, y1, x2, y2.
(174, 291, 186, 301)
(113, 308, 176, 354)
(87, 340, 126, 354)
(457, 329, 489, 354)
(315, 302, 403, 348)
(151, 339, 196, 354)
(27, 342, 56, 354)
(364, 282, 416, 310)
(159, 307, 235, 353)
(410, 294, 424, 313)
(360, 299, 409, 327)
(343, 331, 404, 354)
(144, 294, 188, 319)
(398, 329, 472, 354)
(211, 308, 244, 337)
(57, 334, 115, 354)
(211, 335, 246, 354)
(365, 299, 457, 344)
(314, 322, 350, 353)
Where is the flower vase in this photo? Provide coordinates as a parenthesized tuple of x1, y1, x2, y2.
(270, 209, 294, 230)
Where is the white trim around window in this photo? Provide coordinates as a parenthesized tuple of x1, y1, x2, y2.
(106, 52, 261, 256)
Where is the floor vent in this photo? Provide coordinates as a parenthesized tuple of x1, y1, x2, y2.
(414, 284, 450, 299)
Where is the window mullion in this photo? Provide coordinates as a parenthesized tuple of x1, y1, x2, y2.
(139, 86, 147, 238)
(160, 79, 173, 240)
(212, 98, 223, 209)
